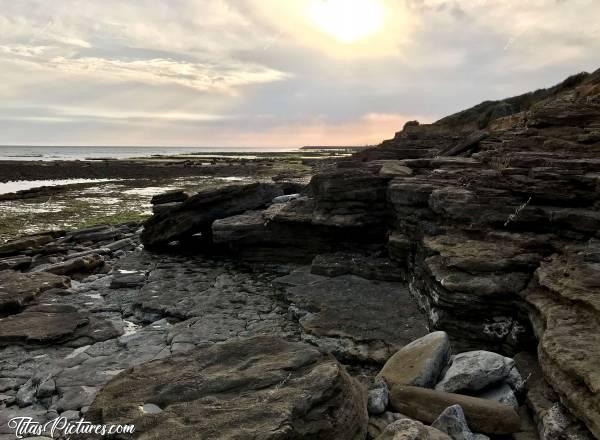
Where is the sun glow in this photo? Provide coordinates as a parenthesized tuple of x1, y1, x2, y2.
(309, 0, 385, 44)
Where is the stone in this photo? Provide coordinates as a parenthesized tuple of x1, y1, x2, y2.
(369, 412, 411, 439)
(369, 379, 390, 415)
(0, 234, 54, 256)
(0, 304, 87, 345)
(0, 270, 70, 313)
(431, 405, 477, 440)
(110, 271, 146, 289)
(284, 274, 428, 363)
(0, 255, 32, 271)
(272, 193, 301, 203)
(151, 190, 189, 205)
(476, 384, 518, 410)
(16, 378, 36, 407)
(389, 385, 521, 434)
(377, 418, 452, 440)
(378, 331, 451, 389)
(36, 377, 56, 398)
(311, 252, 404, 281)
(87, 336, 368, 439)
(141, 182, 282, 247)
(32, 254, 104, 275)
(435, 351, 516, 393)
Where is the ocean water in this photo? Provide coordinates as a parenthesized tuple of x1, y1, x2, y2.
(0, 146, 296, 161)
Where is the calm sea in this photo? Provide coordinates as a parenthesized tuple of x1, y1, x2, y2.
(0, 146, 296, 161)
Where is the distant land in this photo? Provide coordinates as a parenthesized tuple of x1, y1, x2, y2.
(300, 145, 372, 151)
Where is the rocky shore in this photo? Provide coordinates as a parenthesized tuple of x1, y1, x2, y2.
(1, 68, 599, 439)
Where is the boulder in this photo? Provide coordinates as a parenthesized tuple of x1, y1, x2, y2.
(431, 405, 479, 440)
(378, 332, 451, 389)
(389, 385, 521, 434)
(368, 378, 390, 415)
(435, 351, 515, 393)
(376, 418, 452, 440)
(0, 270, 70, 313)
(141, 183, 282, 247)
(87, 336, 368, 439)
(151, 190, 189, 205)
(369, 412, 411, 439)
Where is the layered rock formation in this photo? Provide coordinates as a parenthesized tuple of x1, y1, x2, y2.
(136, 68, 600, 437)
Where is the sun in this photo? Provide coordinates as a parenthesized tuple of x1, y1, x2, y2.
(309, 0, 385, 44)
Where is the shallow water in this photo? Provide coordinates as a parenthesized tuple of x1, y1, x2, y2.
(0, 178, 118, 195)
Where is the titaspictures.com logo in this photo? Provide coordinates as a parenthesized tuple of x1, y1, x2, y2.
(8, 416, 135, 438)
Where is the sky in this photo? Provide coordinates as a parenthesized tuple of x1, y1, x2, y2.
(0, 0, 599, 148)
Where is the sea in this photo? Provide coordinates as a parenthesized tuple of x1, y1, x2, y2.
(0, 146, 297, 161)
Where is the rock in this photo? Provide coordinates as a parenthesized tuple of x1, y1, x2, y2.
(376, 160, 414, 178)
(60, 410, 81, 421)
(389, 385, 521, 434)
(431, 405, 478, 440)
(32, 254, 104, 275)
(16, 378, 36, 407)
(369, 412, 411, 439)
(0, 270, 70, 313)
(0, 304, 86, 345)
(272, 193, 301, 203)
(369, 379, 390, 415)
(435, 351, 516, 393)
(56, 386, 98, 412)
(311, 252, 404, 281)
(378, 331, 451, 389)
(0, 234, 54, 256)
(87, 336, 368, 439)
(477, 384, 518, 410)
(283, 274, 428, 363)
(36, 377, 56, 398)
(110, 271, 146, 289)
(141, 182, 282, 248)
(377, 418, 452, 440)
(0, 255, 32, 271)
(151, 190, 189, 205)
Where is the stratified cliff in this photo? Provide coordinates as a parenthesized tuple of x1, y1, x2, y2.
(141, 68, 600, 438)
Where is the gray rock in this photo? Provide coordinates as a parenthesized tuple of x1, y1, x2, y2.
(36, 377, 56, 398)
(368, 379, 390, 415)
(431, 405, 476, 440)
(368, 412, 411, 439)
(477, 384, 518, 411)
(435, 351, 515, 393)
(272, 193, 301, 203)
(16, 379, 36, 407)
(60, 410, 80, 421)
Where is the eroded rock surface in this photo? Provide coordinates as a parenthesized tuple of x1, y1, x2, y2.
(87, 336, 368, 439)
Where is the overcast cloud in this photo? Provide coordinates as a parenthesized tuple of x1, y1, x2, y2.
(0, 0, 598, 147)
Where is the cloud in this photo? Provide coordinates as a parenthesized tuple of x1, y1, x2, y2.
(0, 0, 598, 147)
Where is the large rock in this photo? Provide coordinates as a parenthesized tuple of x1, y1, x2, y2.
(376, 418, 452, 440)
(0, 234, 54, 256)
(87, 336, 368, 439)
(389, 385, 521, 434)
(378, 331, 451, 389)
(0, 270, 70, 313)
(141, 183, 282, 248)
(435, 350, 516, 393)
(431, 405, 479, 440)
(282, 273, 428, 363)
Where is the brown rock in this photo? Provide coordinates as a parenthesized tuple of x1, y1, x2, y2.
(377, 332, 451, 389)
(0, 270, 70, 313)
(389, 385, 521, 434)
(87, 336, 368, 439)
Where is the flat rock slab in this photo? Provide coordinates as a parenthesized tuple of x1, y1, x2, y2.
(87, 336, 368, 440)
(282, 272, 428, 363)
(0, 270, 70, 313)
(0, 304, 87, 345)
